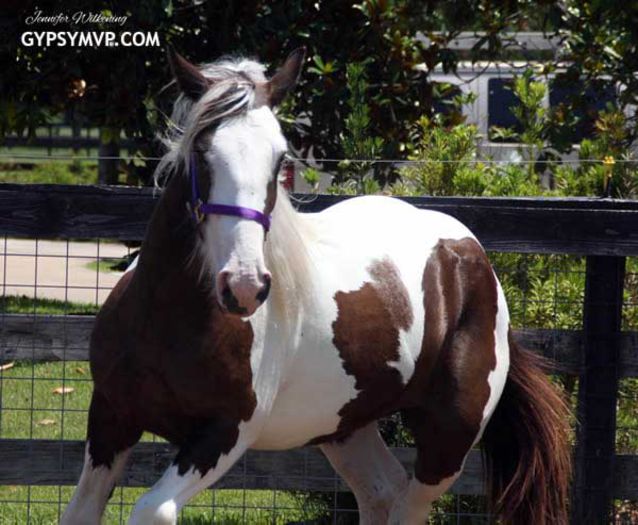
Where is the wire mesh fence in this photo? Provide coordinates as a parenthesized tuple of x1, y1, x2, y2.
(0, 220, 636, 521)
(614, 257, 638, 524)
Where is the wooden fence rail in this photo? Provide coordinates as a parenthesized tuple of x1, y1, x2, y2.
(2, 183, 638, 254)
(2, 183, 638, 523)
(5, 313, 638, 377)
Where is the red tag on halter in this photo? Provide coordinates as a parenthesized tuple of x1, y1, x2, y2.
(282, 161, 295, 192)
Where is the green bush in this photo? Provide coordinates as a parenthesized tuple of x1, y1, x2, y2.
(555, 110, 638, 198)
(391, 118, 487, 196)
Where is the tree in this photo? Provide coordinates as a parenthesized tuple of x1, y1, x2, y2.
(2, 1, 637, 185)
(1, 1, 544, 177)
(554, 1, 638, 145)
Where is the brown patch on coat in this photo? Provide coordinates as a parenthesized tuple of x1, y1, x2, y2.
(264, 175, 277, 217)
(402, 237, 498, 486)
(88, 171, 257, 476)
(309, 257, 413, 444)
(367, 258, 414, 331)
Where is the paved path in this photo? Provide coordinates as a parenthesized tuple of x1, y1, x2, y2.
(1, 239, 130, 305)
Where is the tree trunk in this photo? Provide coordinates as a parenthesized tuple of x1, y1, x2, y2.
(98, 127, 120, 185)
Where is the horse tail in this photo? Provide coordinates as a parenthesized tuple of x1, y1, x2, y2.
(481, 332, 572, 524)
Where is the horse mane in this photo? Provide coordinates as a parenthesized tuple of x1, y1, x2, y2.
(265, 187, 317, 328)
(152, 55, 317, 331)
(154, 55, 268, 186)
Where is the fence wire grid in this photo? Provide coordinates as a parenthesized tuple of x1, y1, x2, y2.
(0, 243, 636, 522)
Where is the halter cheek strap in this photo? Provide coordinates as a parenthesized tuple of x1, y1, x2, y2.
(189, 153, 272, 231)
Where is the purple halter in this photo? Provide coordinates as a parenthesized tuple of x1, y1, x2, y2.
(189, 153, 272, 231)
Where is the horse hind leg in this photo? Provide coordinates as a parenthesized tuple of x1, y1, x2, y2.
(389, 329, 507, 524)
(384, 238, 510, 523)
(61, 390, 141, 524)
(388, 405, 472, 525)
(320, 422, 409, 524)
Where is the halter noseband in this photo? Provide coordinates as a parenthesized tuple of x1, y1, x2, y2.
(189, 153, 272, 231)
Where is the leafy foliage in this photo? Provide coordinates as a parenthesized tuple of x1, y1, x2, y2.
(489, 70, 548, 169)
(329, 62, 384, 195)
(392, 119, 487, 196)
(5, 1, 638, 178)
(377, 71, 638, 200)
(0, 160, 97, 185)
(557, 1, 638, 144)
(555, 111, 638, 198)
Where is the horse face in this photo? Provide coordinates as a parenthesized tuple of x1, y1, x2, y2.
(203, 109, 286, 316)
(168, 47, 305, 316)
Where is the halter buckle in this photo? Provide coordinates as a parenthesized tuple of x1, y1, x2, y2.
(193, 199, 205, 224)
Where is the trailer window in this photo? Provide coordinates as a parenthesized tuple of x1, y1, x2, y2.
(432, 82, 463, 116)
(549, 77, 616, 143)
(487, 78, 523, 142)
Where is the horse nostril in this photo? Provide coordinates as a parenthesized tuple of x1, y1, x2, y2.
(221, 285, 247, 315)
(256, 274, 271, 304)
(222, 284, 233, 304)
(217, 270, 230, 293)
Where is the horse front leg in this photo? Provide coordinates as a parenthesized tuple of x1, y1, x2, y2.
(128, 417, 255, 525)
(62, 390, 142, 524)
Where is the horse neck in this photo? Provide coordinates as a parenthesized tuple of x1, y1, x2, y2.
(137, 174, 208, 293)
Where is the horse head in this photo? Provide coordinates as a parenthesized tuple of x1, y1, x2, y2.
(167, 47, 305, 316)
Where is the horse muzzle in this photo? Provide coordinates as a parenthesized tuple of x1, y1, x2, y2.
(216, 270, 271, 316)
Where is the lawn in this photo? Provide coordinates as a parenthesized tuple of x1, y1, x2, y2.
(84, 256, 134, 274)
(0, 485, 322, 525)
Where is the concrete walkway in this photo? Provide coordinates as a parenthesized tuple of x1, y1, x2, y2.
(0, 239, 130, 305)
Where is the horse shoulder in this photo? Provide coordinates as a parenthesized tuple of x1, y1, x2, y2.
(89, 269, 137, 387)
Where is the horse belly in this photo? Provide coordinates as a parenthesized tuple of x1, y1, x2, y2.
(252, 362, 359, 450)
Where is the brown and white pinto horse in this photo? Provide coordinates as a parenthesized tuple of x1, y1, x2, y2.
(62, 48, 571, 524)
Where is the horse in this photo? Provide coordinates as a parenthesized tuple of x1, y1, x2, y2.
(61, 47, 571, 524)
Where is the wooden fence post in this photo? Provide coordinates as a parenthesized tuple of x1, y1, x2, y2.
(97, 127, 120, 185)
(572, 255, 626, 523)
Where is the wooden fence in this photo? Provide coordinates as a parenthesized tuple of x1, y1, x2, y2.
(2, 183, 638, 523)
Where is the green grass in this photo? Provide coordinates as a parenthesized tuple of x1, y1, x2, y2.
(1, 360, 92, 440)
(0, 160, 98, 185)
(0, 485, 320, 524)
(0, 295, 99, 315)
(84, 257, 129, 274)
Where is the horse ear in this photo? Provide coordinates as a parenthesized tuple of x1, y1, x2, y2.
(167, 46, 209, 100)
(268, 47, 306, 107)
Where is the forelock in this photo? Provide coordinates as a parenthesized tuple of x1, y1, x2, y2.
(201, 58, 268, 84)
